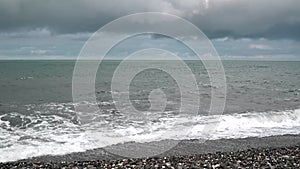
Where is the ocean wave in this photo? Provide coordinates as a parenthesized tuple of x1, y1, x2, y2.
(0, 103, 300, 162)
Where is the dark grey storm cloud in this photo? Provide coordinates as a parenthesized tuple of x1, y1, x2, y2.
(0, 0, 300, 39)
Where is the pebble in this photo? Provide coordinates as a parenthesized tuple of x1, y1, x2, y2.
(1, 145, 300, 168)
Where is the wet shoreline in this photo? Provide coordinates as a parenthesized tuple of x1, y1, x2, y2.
(1, 134, 300, 168)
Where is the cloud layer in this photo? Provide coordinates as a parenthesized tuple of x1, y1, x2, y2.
(0, 0, 299, 39)
(0, 0, 299, 60)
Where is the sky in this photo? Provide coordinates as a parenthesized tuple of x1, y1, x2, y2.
(0, 0, 299, 60)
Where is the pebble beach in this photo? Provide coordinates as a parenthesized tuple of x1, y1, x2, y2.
(1, 145, 299, 168)
(1, 135, 300, 169)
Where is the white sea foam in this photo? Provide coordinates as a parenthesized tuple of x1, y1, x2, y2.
(0, 104, 300, 162)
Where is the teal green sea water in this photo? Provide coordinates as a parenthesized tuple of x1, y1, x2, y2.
(0, 60, 299, 162)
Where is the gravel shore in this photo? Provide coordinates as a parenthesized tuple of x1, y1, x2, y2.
(1, 145, 300, 168)
(1, 135, 300, 168)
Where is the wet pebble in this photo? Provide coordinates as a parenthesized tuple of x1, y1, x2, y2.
(1, 145, 300, 168)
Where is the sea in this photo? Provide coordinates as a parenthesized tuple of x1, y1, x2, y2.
(0, 60, 299, 162)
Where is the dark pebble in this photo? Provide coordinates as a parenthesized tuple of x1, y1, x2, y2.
(1, 145, 300, 168)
